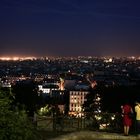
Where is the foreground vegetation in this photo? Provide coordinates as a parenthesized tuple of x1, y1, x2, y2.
(0, 90, 42, 140)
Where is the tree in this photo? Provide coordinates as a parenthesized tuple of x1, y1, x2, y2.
(12, 80, 40, 116)
(0, 90, 41, 140)
(92, 93, 102, 113)
(83, 84, 102, 113)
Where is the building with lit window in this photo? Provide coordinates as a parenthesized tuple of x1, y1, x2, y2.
(69, 90, 89, 117)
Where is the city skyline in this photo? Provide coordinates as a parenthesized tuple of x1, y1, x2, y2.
(0, 0, 140, 57)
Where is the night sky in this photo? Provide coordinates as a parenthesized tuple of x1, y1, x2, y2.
(0, 0, 140, 57)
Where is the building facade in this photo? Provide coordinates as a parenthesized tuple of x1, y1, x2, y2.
(69, 90, 89, 117)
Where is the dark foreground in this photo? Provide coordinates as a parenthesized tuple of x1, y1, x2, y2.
(39, 130, 139, 140)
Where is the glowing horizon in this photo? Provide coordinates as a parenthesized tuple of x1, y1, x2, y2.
(0, 56, 37, 61)
(0, 55, 140, 61)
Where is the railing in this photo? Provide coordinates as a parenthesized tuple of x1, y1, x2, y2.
(37, 112, 136, 133)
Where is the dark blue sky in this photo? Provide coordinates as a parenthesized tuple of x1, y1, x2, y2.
(0, 0, 140, 57)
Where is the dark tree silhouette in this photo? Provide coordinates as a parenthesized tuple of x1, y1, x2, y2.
(101, 85, 140, 113)
(83, 85, 101, 113)
(0, 89, 40, 140)
(84, 84, 140, 113)
(12, 80, 40, 116)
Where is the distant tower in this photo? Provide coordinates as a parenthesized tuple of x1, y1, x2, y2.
(86, 74, 97, 88)
(91, 81, 97, 89)
(59, 77, 65, 90)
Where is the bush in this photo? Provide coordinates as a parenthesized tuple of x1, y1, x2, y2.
(0, 90, 41, 140)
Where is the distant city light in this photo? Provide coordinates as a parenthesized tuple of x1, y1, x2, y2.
(104, 58, 113, 63)
(13, 57, 19, 61)
(0, 56, 36, 61)
(108, 58, 113, 62)
(0, 57, 11, 61)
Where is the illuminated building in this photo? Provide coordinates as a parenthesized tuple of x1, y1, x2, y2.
(59, 77, 65, 90)
(69, 90, 89, 117)
(38, 84, 59, 94)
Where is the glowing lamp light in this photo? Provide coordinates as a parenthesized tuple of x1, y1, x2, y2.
(111, 116, 115, 120)
(111, 115, 115, 120)
(95, 115, 102, 120)
(99, 123, 109, 130)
